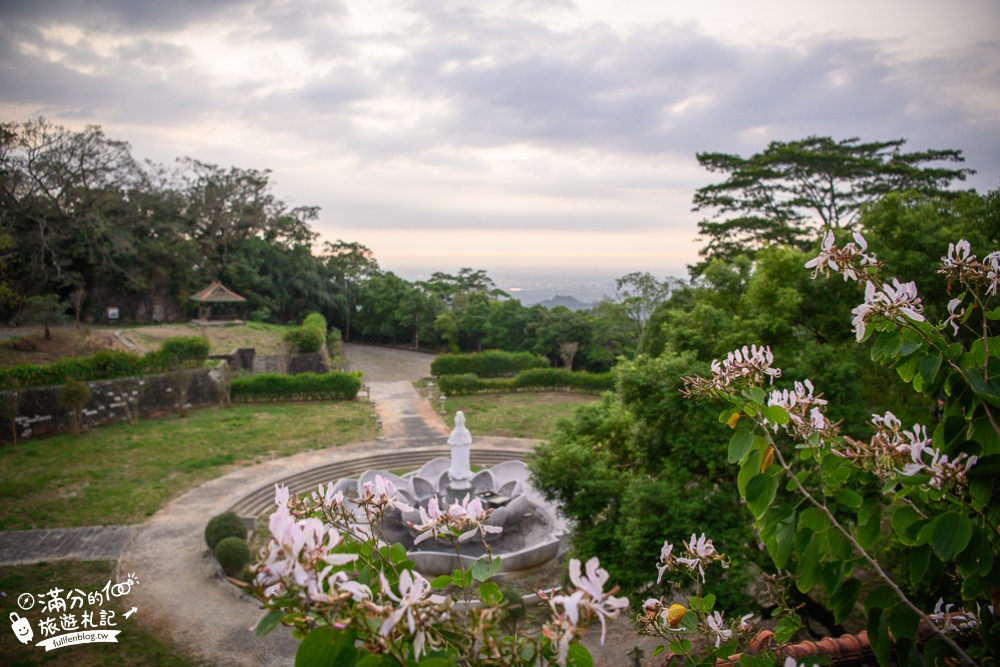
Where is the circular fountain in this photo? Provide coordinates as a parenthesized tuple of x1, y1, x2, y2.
(325, 411, 566, 576)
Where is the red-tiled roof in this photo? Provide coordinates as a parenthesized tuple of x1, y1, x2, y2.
(189, 282, 247, 303)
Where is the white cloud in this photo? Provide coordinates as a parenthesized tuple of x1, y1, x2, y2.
(1, 0, 997, 275)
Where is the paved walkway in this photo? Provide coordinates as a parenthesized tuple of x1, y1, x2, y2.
(1, 345, 655, 665)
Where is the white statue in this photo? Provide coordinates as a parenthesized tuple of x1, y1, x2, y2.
(448, 411, 474, 490)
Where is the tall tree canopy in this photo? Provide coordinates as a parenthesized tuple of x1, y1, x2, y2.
(692, 136, 975, 268)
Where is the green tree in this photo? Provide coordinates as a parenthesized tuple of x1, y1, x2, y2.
(614, 271, 673, 336)
(693, 136, 974, 268)
(324, 240, 380, 341)
(20, 293, 67, 339)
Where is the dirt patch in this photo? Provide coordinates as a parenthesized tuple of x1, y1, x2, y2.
(0, 326, 122, 367)
(0, 323, 294, 369)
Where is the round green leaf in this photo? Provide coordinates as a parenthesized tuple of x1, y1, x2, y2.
(728, 429, 754, 463)
(919, 512, 973, 561)
(745, 473, 778, 518)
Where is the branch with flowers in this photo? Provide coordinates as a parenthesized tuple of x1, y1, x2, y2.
(679, 233, 999, 666)
(247, 475, 630, 666)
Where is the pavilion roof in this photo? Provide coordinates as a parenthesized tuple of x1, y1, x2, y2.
(189, 282, 247, 303)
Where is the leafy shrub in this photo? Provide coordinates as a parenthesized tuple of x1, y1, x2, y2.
(230, 371, 362, 402)
(57, 378, 92, 436)
(214, 536, 250, 576)
(0, 338, 210, 388)
(204, 511, 248, 550)
(160, 336, 210, 366)
(437, 368, 611, 395)
(431, 351, 549, 378)
(285, 312, 328, 353)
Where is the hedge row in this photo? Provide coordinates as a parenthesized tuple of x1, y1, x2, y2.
(0, 336, 210, 388)
(285, 312, 328, 353)
(437, 368, 613, 395)
(430, 351, 550, 378)
(230, 371, 362, 402)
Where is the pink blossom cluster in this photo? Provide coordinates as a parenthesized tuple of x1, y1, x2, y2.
(254, 485, 359, 601)
(541, 557, 629, 665)
(805, 232, 926, 340)
(929, 599, 989, 636)
(939, 239, 1000, 297)
(409, 494, 503, 545)
(765, 379, 839, 443)
(373, 569, 450, 659)
(805, 230, 880, 281)
(681, 345, 781, 397)
(850, 278, 925, 341)
(835, 412, 977, 489)
(656, 533, 728, 584)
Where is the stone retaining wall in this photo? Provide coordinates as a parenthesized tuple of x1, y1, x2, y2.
(0, 366, 228, 443)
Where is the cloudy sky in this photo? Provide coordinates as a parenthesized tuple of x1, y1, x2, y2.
(1, 0, 998, 279)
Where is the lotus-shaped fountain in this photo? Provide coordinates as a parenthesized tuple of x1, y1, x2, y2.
(328, 411, 565, 576)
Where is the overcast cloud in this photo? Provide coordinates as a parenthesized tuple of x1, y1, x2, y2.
(1, 0, 998, 277)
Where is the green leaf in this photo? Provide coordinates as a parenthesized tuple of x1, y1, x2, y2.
(728, 429, 755, 463)
(416, 659, 450, 667)
(566, 641, 594, 667)
(772, 615, 802, 644)
(856, 498, 882, 550)
(909, 545, 932, 586)
(834, 488, 863, 509)
(385, 542, 407, 565)
(296, 627, 357, 667)
(871, 331, 900, 362)
(667, 639, 691, 655)
(830, 579, 862, 625)
(888, 603, 920, 643)
(868, 608, 891, 667)
(653, 644, 666, 657)
(745, 386, 766, 404)
(471, 556, 502, 582)
(478, 581, 503, 606)
(918, 512, 973, 561)
(864, 585, 899, 615)
(918, 355, 942, 387)
(763, 405, 790, 425)
(738, 450, 762, 496)
(688, 594, 715, 614)
(795, 531, 821, 593)
(254, 610, 284, 637)
(430, 575, 453, 589)
(745, 473, 778, 518)
(760, 504, 795, 569)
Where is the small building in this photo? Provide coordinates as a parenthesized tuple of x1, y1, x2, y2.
(189, 282, 247, 324)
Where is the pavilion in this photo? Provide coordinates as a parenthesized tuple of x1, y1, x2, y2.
(189, 281, 247, 324)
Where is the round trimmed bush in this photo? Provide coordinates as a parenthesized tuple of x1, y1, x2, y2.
(204, 511, 247, 550)
(214, 536, 250, 576)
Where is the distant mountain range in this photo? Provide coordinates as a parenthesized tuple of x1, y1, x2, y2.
(533, 294, 592, 310)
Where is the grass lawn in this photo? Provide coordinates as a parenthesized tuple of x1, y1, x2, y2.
(0, 560, 197, 666)
(441, 391, 597, 440)
(0, 402, 378, 530)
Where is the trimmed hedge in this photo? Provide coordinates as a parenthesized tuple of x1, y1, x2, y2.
(285, 312, 328, 353)
(437, 368, 612, 395)
(431, 351, 550, 378)
(0, 336, 210, 388)
(230, 371, 361, 402)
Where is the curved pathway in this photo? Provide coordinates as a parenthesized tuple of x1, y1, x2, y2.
(5, 344, 657, 665)
(114, 343, 535, 666)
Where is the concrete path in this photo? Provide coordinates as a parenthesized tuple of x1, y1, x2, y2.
(0, 525, 140, 565)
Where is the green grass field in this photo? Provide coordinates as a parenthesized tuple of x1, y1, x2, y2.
(442, 391, 596, 439)
(0, 402, 378, 530)
(0, 560, 199, 666)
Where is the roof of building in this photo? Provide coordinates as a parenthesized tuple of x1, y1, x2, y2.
(189, 282, 247, 303)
